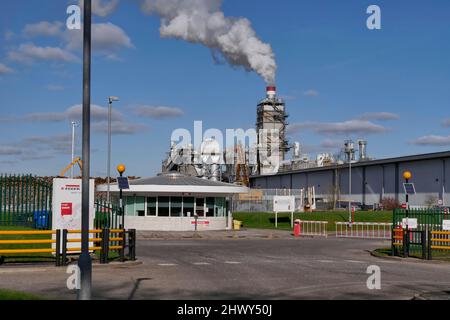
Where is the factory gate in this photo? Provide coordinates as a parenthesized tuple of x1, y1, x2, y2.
(392, 208, 449, 259)
(0, 174, 52, 229)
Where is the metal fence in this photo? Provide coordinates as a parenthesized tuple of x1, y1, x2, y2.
(336, 222, 392, 239)
(94, 199, 123, 230)
(393, 208, 448, 231)
(0, 174, 52, 229)
(300, 220, 328, 238)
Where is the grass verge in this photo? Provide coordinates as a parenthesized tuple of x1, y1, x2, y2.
(233, 211, 392, 231)
(0, 289, 44, 300)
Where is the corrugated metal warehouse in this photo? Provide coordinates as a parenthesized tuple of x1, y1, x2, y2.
(250, 151, 450, 208)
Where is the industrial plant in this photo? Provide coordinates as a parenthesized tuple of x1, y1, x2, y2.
(161, 86, 450, 211)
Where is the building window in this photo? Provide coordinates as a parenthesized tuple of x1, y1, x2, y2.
(183, 197, 194, 217)
(171, 197, 182, 217)
(158, 197, 170, 217)
(215, 197, 226, 217)
(136, 197, 145, 217)
(206, 198, 215, 217)
(125, 196, 135, 216)
(147, 197, 157, 216)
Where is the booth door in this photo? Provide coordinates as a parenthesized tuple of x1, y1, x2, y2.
(195, 198, 205, 217)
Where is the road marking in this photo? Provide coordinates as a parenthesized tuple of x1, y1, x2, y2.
(224, 261, 241, 265)
(317, 260, 334, 263)
(157, 263, 178, 267)
(345, 260, 365, 264)
(193, 262, 211, 266)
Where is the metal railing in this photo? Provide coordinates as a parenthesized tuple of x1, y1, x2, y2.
(0, 229, 136, 266)
(336, 222, 392, 239)
(299, 220, 328, 238)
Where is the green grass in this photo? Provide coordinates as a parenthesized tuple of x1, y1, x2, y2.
(233, 211, 393, 231)
(0, 289, 44, 300)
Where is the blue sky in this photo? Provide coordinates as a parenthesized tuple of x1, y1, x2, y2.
(0, 0, 449, 177)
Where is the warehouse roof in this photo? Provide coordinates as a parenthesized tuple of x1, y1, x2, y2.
(252, 150, 450, 178)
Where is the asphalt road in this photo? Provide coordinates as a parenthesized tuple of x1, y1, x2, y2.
(1, 236, 450, 300)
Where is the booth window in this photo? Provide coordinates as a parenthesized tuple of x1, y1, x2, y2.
(171, 197, 182, 217)
(183, 197, 194, 217)
(206, 198, 215, 217)
(215, 197, 226, 217)
(136, 197, 145, 216)
(147, 197, 157, 216)
(125, 196, 135, 216)
(158, 197, 170, 217)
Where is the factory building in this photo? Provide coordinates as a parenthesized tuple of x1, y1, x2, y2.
(250, 151, 450, 208)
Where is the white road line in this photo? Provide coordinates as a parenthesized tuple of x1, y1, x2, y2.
(345, 260, 365, 264)
(317, 260, 334, 263)
(157, 263, 178, 266)
(224, 261, 242, 265)
(193, 262, 211, 266)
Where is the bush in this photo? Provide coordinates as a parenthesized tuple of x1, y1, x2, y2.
(380, 197, 401, 210)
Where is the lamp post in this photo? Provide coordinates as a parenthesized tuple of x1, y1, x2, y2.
(403, 171, 412, 257)
(107, 96, 120, 203)
(117, 164, 126, 228)
(344, 140, 355, 224)
(71, 121, 79, 178)
(78, 0, 92, 301)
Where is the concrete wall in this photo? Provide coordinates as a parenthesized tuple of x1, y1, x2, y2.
(124, 216, 228, 231)
(250, 155, 450, 207)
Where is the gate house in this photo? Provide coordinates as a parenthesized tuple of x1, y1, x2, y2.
(97, 173, 247, 231)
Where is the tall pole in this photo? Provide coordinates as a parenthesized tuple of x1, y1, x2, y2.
(349, 155, 352, 223)
(71, 122, 77, 179)
(78, 0, 92, 300)
(107, 99, 112, 203)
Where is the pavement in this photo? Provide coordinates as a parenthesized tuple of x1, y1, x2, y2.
(1, 229, 449, 300)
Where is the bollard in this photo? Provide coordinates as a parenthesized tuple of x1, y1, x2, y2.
(294, 219, 301, 237)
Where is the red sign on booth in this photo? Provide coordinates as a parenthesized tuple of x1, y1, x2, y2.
(401, 203, 407, 209)
(61, 203, 73, 216)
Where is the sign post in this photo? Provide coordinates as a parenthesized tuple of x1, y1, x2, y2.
(117, 164, 128, 229)
(273, 196, 295, 229)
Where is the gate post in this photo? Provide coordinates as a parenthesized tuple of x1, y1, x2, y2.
(427, 230, 432, 261)
(55, 229, 61, 267)
(62, 229, 68, 266)
(403, 230, 409, 258)
(421, 231, 426, 260)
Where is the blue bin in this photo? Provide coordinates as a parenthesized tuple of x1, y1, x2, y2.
(33, 210, 49, 229)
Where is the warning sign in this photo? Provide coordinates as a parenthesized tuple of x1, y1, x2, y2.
(61, 203, 73, 216)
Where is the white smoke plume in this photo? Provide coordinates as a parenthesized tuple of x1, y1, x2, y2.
(140, 0, 277, 84)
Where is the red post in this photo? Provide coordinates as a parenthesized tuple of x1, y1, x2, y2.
(294, 220, 301, 237)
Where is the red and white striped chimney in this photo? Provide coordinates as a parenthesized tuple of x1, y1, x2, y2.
(266, 86, 276, 99)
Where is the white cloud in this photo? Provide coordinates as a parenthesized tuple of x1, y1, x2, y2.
(0, 63, 13, 74)
(92, 120, 147, 135)
(78, 0, 120, 17)
(64, 23, 133, 53)
(23, 21, 63, 38)
(358, 112, 400, 121)
(303, 90, 319, 97)
(288, 120, 387, 136)
(8, 44, 79, 64)
(0, 146, 23, 156)
(412, 135, 450, 146)
(132, 106, 184, 119)
(320, 139, 343, 149)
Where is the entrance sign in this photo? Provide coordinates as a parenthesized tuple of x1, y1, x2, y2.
(402, 218, 418, 230)
(273, 196, 295, 229)
(443, 220, 450, 231)
(52, 178, 95, 250)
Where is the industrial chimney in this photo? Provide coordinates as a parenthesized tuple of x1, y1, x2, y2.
(266, 86, 277, 99)
(358, 140, 368, 161)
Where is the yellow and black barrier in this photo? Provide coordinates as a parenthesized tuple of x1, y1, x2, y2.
(427, 230, 450, 260)
(0, 229, 136, 267)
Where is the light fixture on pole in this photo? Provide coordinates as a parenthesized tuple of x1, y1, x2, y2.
(107, 96, 119, 203)
(344, 140, 355, 224)
(117, 164, 126, 229)
(71, 121, 79, 179)
(78, 0, 92, 301)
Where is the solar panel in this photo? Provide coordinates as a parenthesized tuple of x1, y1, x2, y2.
(403, 183, 416, 195)
(117, 176, 130, 190)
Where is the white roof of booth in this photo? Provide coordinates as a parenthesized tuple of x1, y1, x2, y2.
(96, 172, 248, 195)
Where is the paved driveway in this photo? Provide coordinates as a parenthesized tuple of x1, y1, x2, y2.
(1, 235, 449, 299)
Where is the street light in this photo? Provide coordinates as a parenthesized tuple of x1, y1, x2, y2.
(403, 171, 412, 257)
(107, 96, 120, 203)
(117, 164, 126, 228)
(344, 140, 355, 224)
(71, 121, 79, 179)
(78, 0, 92, 301)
